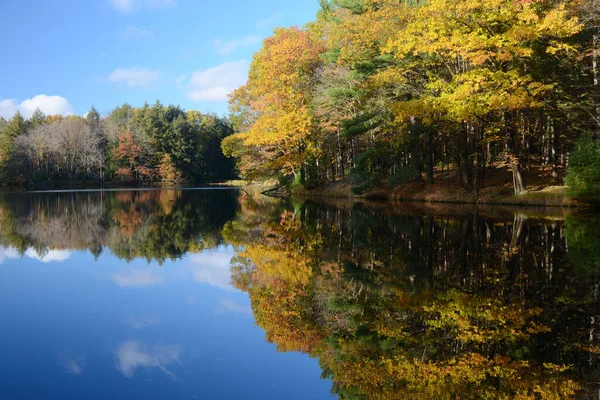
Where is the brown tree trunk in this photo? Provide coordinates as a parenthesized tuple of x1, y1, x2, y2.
(427, 131, 435, 184)
(594, 33, 600, 128)
(337, 129, 344, 179)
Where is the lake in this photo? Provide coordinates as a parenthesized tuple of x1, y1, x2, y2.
(0, 189, 599, 399)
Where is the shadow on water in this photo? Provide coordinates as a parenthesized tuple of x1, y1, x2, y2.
(0, 189, 599, 399)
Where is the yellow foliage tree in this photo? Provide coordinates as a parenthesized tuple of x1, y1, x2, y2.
(224, 27, 325, 180)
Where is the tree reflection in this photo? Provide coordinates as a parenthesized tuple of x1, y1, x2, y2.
(0, 189, 599, 398)
(228, 200, 600, 399)
(0, 189, 239, 264)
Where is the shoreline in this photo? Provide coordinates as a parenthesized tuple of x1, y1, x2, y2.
(290, 179, 589, 209)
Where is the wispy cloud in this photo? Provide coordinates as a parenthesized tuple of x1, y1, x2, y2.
(257, 11, 284, 30)
(120, 25, 155, 41)
(112, 269, 164, 288)
(108, 68, 161, 90)
(116, 341, 182, 379)
(213, 36, 262, 56)
(0, 95, 74, 119)
(182, 49, 195, 60)
(185, 60, 249, 102)
(107, 0, 176, 13)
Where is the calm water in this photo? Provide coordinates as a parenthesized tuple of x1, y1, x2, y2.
(0, 189, 599, 399)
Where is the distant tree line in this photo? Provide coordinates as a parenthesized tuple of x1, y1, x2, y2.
(0, 102, 236, 187)
(224, 0, 600, 201)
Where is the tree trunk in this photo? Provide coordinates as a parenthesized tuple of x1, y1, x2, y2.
(511, 160, 527, 195)
(427, 131, 435, 184)
(594, 33, 600, 129)
(337, 129, 344, 179)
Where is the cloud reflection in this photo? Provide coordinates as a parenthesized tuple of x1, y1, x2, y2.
(218, 299, 251, 315)
(25, 249, 72, 263)
(57, 353, 85, 375)
(112, 269, 164, 288)
(187, 249, 234, 290)
(116, 341, 182, 379)
(0, 246, 71, 264)
(123, 316, 160, 329)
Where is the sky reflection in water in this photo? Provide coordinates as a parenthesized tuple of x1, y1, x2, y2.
(0, 189, 334, 399)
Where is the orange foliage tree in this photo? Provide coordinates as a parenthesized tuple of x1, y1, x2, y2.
(111, 132, 155, 183)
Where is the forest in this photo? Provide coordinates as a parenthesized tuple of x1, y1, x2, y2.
(0, 102, 236, 188)
(224, 0, 600, 202)
(2, 0, 600, 202)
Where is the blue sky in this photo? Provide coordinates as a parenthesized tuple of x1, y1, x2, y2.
(0, 0, 320, 119)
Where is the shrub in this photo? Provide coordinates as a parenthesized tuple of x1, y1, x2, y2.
(565, 139, 600, 203)
(388, 165, 420, 186)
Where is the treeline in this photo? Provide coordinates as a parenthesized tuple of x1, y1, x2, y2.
(224, 0, 600, 201)
(0, 102, 236, 187)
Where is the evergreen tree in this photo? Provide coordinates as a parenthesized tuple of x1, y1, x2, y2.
(0, 111, 27, 184)
(29, 108, 46, 128)
(3, 111, 26, 138)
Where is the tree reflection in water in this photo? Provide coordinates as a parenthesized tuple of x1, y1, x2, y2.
(0, 189, 239, 263)
(226, 198, 600, 400)
(0, 190, 599, 399)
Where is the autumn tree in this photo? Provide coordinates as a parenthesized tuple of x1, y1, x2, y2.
(223, 27, 326, 182)
(157, 153, 182, 184)
(111, 132, 154, 183)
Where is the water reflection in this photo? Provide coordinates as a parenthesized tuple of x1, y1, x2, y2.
(115, 341, 182, 379)
(57, 353, 85, 375)
(123, 316, 160, 330)
(112, 269, 164, 288)
(0, 189, 239, 263)
(0, 189, 599, 399)
(225, 199, 600, 399)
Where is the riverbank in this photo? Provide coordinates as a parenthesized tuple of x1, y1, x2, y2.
(292, 167, 584, 208)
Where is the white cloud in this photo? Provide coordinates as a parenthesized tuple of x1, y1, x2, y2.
(121, 25, 155, 40)
(213, 36, 262, 56)
(108, 0, 176, 13)
(187, 249, 234, 290)
(185, 60, 248, 102)
(112, 269, 164, 288)
(108, 68, 161, 90)
(0, 95, 73, 119)
(116, 341, 182, 379)
(0, 99, 17, 119)
(257, 11, 283, 29)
